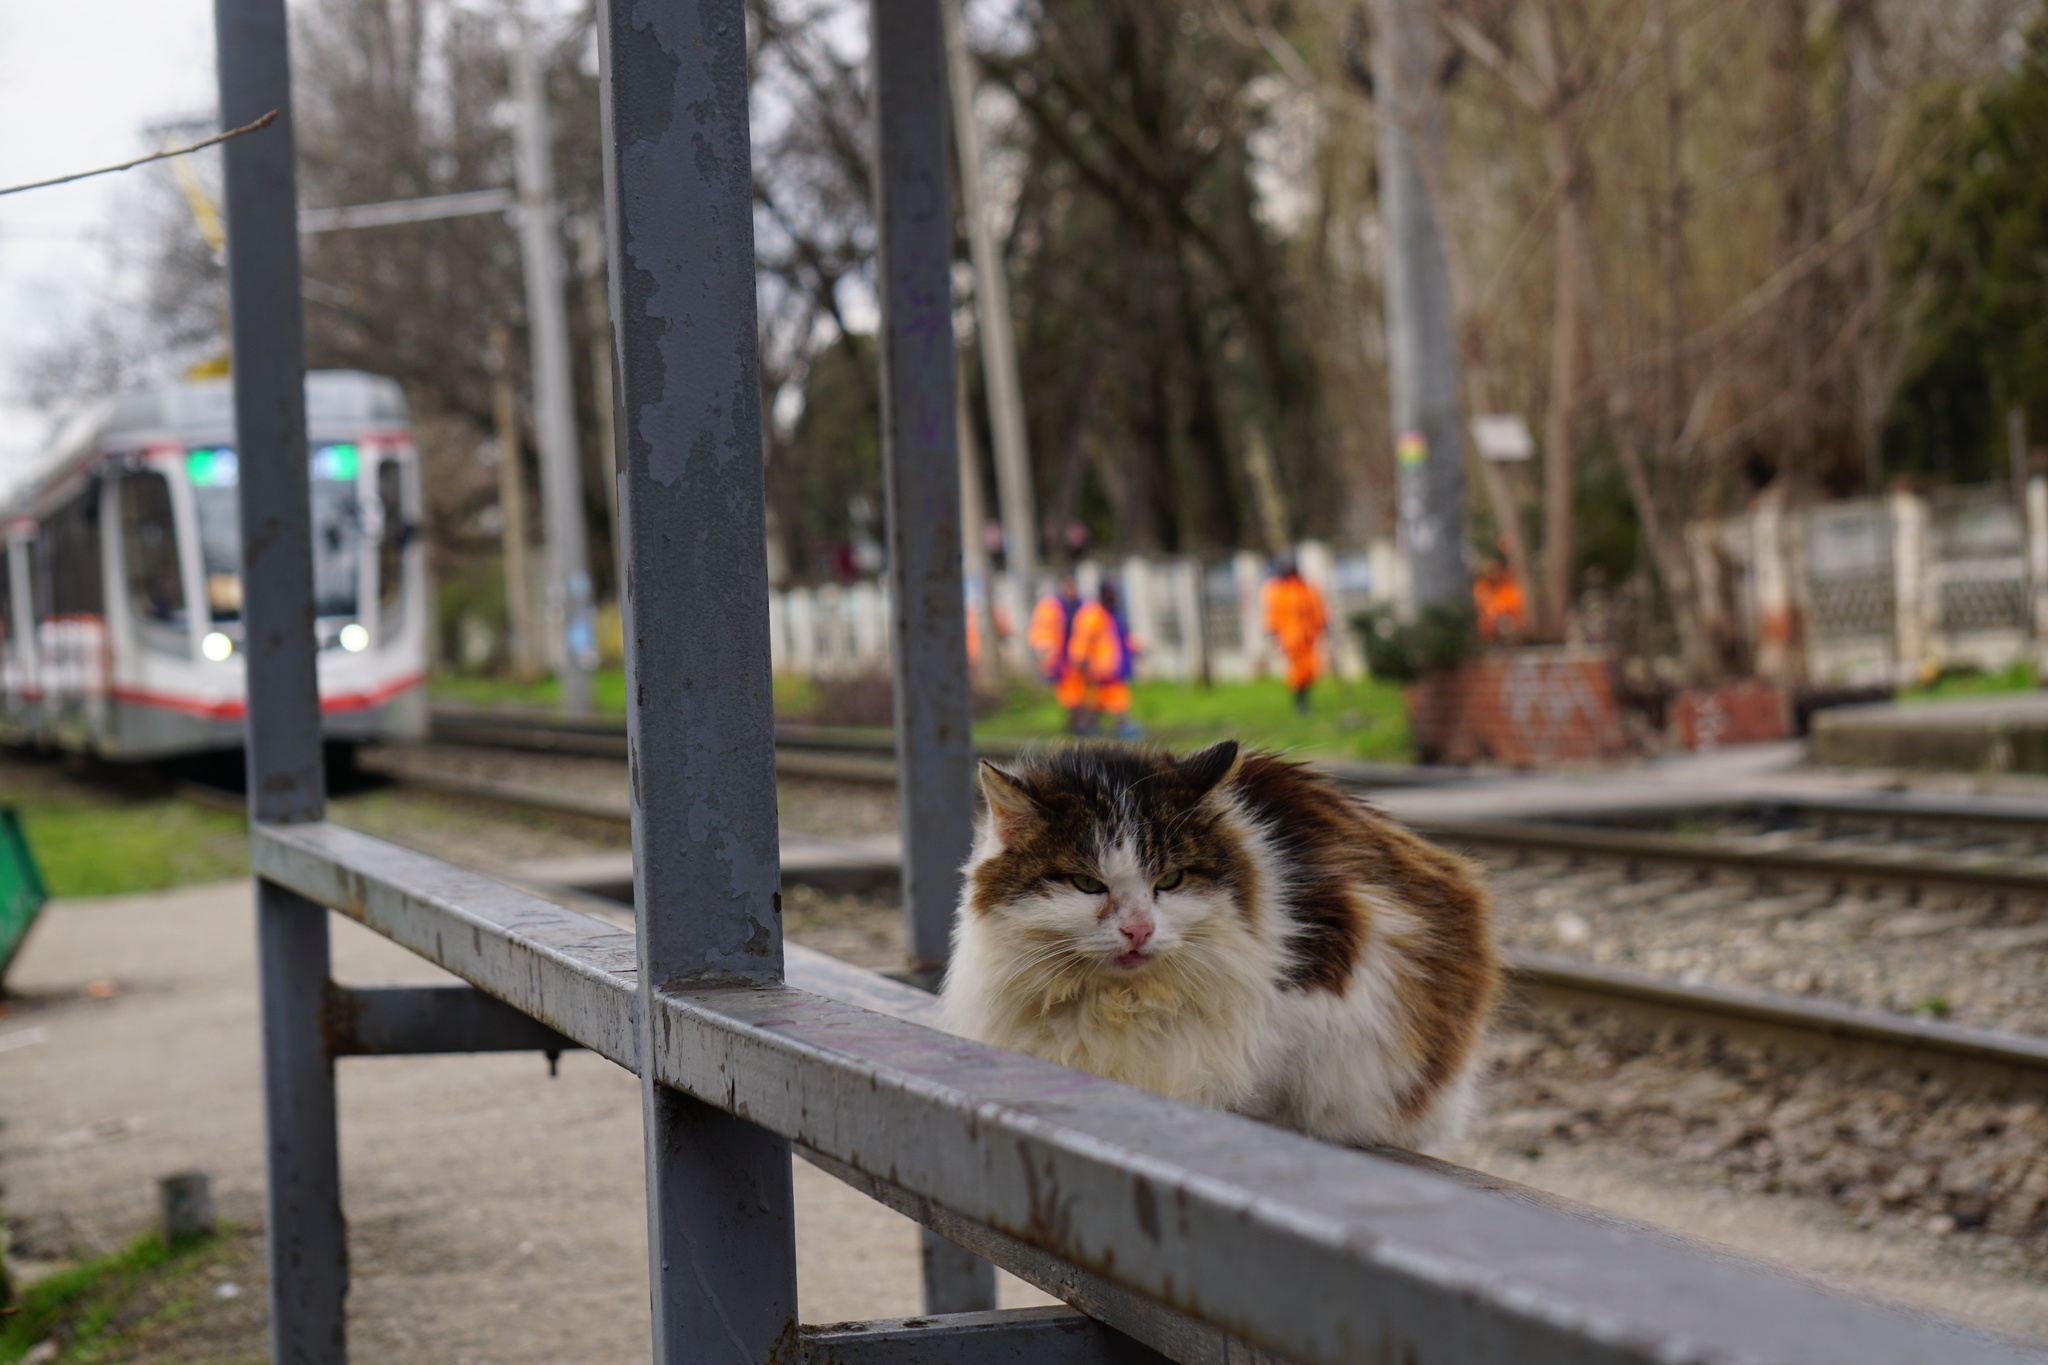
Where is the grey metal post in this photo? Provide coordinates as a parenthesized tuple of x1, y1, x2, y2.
(875, 0, 998, 1316)
(595, 3, 798, 1361)
(1370, 0, 1468, 611)
(513, 2, 597, 716)
(214, 0, 345, 1358)
(874, 0, 972, 983)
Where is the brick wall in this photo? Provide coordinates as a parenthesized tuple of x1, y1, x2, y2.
(1405, 651, 1630, 766)
(1670, 679, 1788, 750)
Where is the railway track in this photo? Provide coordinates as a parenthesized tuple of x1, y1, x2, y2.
(352, 722, 2048, 1093)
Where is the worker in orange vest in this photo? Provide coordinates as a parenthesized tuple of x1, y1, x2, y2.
(1067, 580, 1141, 739)
(1027, 574, 1088, 732)
(1261, 556, 1328, 714)
(1474, 555, 1527, 643)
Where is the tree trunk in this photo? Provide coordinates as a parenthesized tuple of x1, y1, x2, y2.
(1530, 6, 1584, 639)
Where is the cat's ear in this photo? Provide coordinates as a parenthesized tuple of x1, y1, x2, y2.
(1180, 740, 1242, 798)
(979, 761, 1041, 844)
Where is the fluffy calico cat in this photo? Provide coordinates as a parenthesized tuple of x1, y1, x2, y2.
(938, 741, 1498, 1149)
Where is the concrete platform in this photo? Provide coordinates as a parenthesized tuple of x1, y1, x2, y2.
(0, 879, 1047, 1362)
(1810, 691, 2048, 773)
(517, 830, 902, 905)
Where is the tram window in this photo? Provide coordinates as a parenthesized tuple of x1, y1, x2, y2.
(376, 457, 405, 637)
(187, 443, 362, 621)
(41, 490, 103, 618)
(310, 444, 361, 619)
(188, 448, 242, 621)
(121, 472, 188, 641)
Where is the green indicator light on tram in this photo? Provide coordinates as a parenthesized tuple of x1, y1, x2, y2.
(315, 443, 359, 482)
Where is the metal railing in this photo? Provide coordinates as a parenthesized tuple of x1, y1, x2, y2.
(210, 0, 2046, 1361)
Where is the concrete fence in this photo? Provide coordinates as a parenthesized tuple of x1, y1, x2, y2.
(1692, 478, 2048, 688)
(769, 538, 1401, 684)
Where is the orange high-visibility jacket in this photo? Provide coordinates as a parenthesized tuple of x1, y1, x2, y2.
(1261, 575, 1326, 654)
(1475, 571, 1526, 639)
(1066, 601, 1134, 684)
(1027, 593, 1079, 680)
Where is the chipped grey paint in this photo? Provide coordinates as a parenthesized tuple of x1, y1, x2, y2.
(214, 1, 345, 1357)
(869, 0, 995, 1314)
(253, 821, 2046, 1365)
(795, 1306, 1169, 1365)
(595, 2, 797, 1358)
(871, 0, 975, 982)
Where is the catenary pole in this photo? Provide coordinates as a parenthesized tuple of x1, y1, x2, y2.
(875, 0, 1000, 1315)
(1370, 0, 1468, 611)
(595, 1, 799, 1360)
(512, 2, 597, 714)
(212, 0, 346, 1358)
(944, 0, 1038, 628)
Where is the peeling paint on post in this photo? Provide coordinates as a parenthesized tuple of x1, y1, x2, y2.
(871, 0, 998, 1314)
(596, 0, 797, 1359)
(213, 0, 347, 1359)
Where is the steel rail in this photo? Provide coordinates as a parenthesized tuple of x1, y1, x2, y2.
(1510, 950, 2048, 1078)
(1412, 814, 2048, 897)
(250, 817, 2040, 1365)
(422, 706, 1467, 789)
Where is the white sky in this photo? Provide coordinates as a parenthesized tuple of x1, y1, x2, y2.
(0, 0, 218, 495)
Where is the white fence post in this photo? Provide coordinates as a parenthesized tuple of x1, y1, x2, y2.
(1233, 550, 1267, 679)
(1122, 555, 1167, 679)
(1891, 488, 1929, 686)
(1174, 558, 1209, 684)
(2030, 475, 2048, 669)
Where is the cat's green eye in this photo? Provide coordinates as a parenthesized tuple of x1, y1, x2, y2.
(1067, 873, 1107, 895)
(1154, 869, 1184, 892)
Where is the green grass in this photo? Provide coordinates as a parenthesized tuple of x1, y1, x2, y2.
(434, 667, 1413, 760)
(1898, 660, 2039, 703)
(0, 1229, 216, 1364)
(432, 668, 629, 713)
(5, 789, 245, 899)
(978, 676, 1412, 761)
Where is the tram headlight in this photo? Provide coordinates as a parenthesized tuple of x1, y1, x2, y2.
(338, 623, 370, 653)
(201, 632, 235, 663)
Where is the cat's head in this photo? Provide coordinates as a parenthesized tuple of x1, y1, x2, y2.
(963, 741, 1254, 979)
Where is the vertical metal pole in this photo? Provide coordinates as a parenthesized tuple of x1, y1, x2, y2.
(874, 0, 970, 990)
(1370, 0, 1468, 613)
(596, 3, 797, 1362)
(876, 0, 999, 1316)
(214, 1, 344, 1359)
(944, 0, 1037, 637)
(513, 2, 597, 715)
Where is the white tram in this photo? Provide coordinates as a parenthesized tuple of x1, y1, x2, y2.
(0, 371, 428, 759)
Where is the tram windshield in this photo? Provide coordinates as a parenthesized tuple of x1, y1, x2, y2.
(188, 444, 364, 622)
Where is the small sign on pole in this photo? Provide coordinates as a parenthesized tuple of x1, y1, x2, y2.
(1471, 414, 1536, 462)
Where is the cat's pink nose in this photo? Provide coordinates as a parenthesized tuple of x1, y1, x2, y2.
(1120, 921, 1153, 950)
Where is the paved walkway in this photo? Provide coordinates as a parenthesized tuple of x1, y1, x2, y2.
(0, 880, 1045, 1363)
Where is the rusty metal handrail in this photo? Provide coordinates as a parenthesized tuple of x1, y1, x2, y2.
(252, 818, 2039, 1365)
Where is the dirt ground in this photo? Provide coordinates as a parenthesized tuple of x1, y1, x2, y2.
(0, 879, 1050, 1364)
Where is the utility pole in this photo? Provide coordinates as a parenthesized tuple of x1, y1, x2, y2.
(944, 0, 1037, 643)
(511, 1, 596, 713)
(1370, 0, 1468, 613)
(490, 322, 541, 680)
(577, 217, 622, 590)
